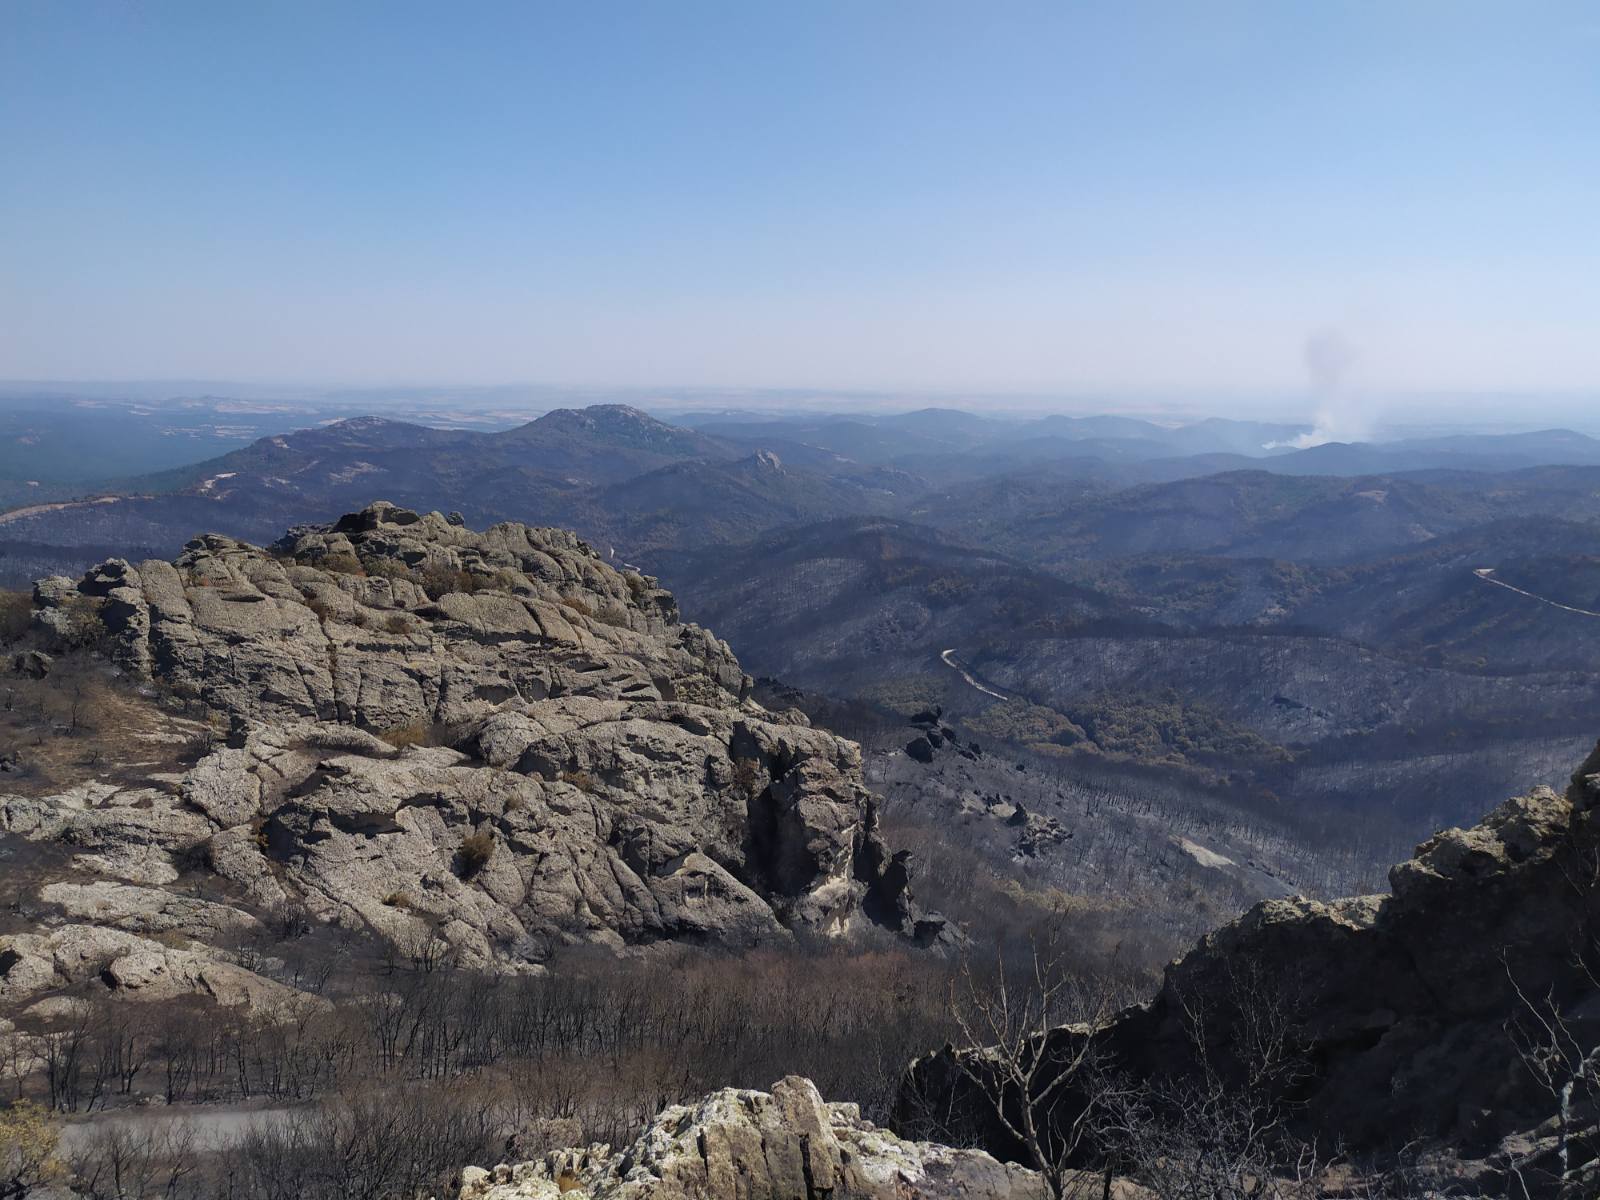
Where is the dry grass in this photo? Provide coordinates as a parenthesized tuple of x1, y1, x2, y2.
(457, 830, 494, 876)
(0, 657, 205, 797)
(731, 757, 764, 799)
(378, 721, 430, 749)
(361, 557, 414, 582)
(320, 551, 365, 575)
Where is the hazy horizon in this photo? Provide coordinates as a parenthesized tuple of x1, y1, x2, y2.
(7, 2, 1600, 403)
(2, 377, 1600, 439)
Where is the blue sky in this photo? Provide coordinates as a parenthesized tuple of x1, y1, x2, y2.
(3, 1, 1599, 398)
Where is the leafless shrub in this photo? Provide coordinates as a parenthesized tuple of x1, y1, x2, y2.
(945, 926, 1130, 1199)
(227, 1085, 498, 1200)
(419, 566, 491, 600)
(359, 557, 414, 582)
(0, 592, 31, 644)
(1100, 958, 1324, 1200)
(731, 756, 764, 799)
(67, 1119, 203, 1200)
(60, 595, 109, 651)
(1503, 839, 1600, 1197)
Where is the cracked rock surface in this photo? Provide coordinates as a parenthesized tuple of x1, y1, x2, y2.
(4, 503, 949, 1011)
(458, 1075, 1138, 1200)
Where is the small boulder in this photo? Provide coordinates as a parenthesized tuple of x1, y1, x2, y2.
(10, 650, 51, 679)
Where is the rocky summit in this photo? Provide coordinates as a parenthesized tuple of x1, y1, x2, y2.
(2, 503, 947, 1013)
(457, 1075, 1127, 1200)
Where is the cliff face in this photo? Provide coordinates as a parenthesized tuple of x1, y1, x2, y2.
(904, 746, 1600, 1192)
(2, 504, 946, 1013)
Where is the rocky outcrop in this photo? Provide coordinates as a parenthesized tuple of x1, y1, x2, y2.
(458, 1075, 1129, 1200)
(904, 749, 1600, 1191)
(54, 500, 751, 730)
(0, 924, 311, 1013)
(3, 504, 948, 1009)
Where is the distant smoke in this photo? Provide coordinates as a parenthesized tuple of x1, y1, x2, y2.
(1266, 329, 1375, 449)
(1303, 329, 1358, 393)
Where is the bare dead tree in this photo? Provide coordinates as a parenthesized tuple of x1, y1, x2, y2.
(1506, 959, 1600, 1198)
(947, 926, 1130, 1199)
(1503, 836, 1600, 1198)
(67, 1119, 203, 1200)
(1100, 958, 1326, 1200)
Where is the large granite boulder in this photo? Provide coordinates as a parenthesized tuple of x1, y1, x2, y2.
(458, 1075, 1134, 1200)
(74, 501, 752, 729)
(0, 504, 950, 1011)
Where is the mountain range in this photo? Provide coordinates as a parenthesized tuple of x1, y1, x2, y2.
(2, 402, 1599, 909)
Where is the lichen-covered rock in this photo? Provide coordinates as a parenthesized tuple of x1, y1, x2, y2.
(72, 501, 755, 730)
(458, 1076, 1096, 1200)
(0, 924, 311, 1013)
(3, 504, 951, 1007)
(39, 880, 260, 941)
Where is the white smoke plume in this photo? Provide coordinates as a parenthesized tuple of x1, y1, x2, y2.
(1267, 329, 1377, 449)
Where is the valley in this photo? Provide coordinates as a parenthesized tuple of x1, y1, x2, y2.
(13, 6, 1600, 1193)
(2, 403, 1600, 1197)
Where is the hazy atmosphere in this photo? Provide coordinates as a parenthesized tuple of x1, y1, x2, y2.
(5, 6, 1600, 1200)
(6, 1, 1600, 404)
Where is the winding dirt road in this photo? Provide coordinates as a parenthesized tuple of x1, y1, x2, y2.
(939, 648, 1011, 700)
(1473, 567, 1600, 619)
(0, 495, 129, 525)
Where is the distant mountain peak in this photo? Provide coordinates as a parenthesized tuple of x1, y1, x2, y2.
(534, 403, 660, 427)
(323, 414, 405, 430)
(503, 403, 732, 464)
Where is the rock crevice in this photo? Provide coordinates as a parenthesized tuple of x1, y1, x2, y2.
(5, 503, 949, 1012)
